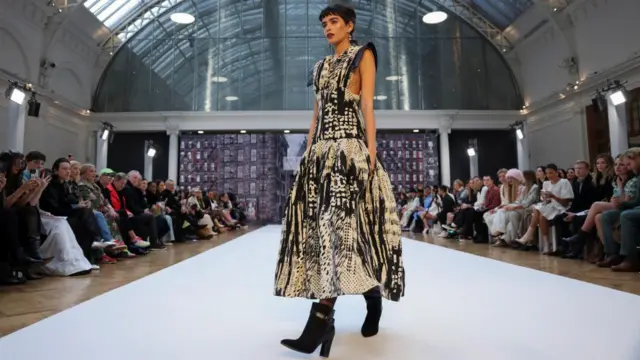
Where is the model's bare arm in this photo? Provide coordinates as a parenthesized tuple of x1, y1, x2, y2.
(359, 49, 377, 165)
(306, 98, 319, 152)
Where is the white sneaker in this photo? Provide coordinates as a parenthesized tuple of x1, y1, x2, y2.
(91, 264, 100, 271)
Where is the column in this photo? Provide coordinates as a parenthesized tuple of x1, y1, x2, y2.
(438, 125, 451, 186)
(95, 131, 109, 170)
(144, 140, 153, 180)
(607, 95, 629, 156)
(167, 129, 179, 182)
(516, 123, 530, 170)
(469, 138, 479, 178)
(6, 101, 26, 152)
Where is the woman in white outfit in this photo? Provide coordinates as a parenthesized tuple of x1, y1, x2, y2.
(516, 164, 574, 254)
(500, 170, 540, 247)
(485, 169, 524, 239)
(39, 216, 93, 276)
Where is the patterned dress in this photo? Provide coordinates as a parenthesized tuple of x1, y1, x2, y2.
(274, 43, 405, 302)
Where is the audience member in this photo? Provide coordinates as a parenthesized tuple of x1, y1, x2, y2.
(517, 164, 574, 254)
(503, 170, 539, 248)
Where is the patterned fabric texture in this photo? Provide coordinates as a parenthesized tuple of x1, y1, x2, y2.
(274, 43, 405, 302)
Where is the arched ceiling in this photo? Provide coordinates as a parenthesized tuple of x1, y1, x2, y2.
(92, 0, 525, 112)
(83, 0, 536, 54)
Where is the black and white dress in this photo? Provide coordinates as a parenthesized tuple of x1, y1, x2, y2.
(274, 43, 405, 302)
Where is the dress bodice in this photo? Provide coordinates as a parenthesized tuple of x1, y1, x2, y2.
(308, 43, 377, 143)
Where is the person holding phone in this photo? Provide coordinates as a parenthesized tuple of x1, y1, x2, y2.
(516, 164, 574, 254)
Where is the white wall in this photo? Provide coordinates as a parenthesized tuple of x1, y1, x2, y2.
(512, 0, 640, 167)
(0, 0, 99, 160)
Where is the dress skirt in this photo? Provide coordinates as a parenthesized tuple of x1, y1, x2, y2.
(274, 138, 405, 302)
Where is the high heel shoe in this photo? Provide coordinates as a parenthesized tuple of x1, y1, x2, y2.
(362, 289, 382, 337)
(281, 302, 336, 358)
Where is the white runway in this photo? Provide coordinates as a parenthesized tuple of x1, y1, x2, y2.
(1, 225, 639, 360)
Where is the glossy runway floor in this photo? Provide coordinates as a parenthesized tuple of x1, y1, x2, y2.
(1, 225, 639, 360)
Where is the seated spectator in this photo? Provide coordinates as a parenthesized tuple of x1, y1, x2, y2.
(159, 180, 203, 241)
(593, 153, 615, 201)
(445, 178, 481, 240)
(39, 158, 103, 267)
(489, 169, 524, 246)
(188, 188, 222, 234)
(503, 170, 539, 248)
(472, 175, 500, 243)
(140, 178, 174, 244)
(77, 164, 131, 262)
(553, 160, 597, 257)
(106, 173, 151, 253)
(535, 166, 547, 187)
(517, 164, 574, 254)
(223, 192, 248, 227)
(400, 188, 421, 229)
(566, 168, 576, 183)
(598, 147, 640, 271)
(452, 179, 467, 205)
(563, 154, 635, 256)
(120, 171, 166, 250)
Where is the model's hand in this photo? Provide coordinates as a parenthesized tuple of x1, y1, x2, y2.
(369, 151, 376, 174)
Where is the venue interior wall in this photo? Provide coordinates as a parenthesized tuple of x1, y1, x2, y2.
(107, 132, 170, 180)
(448, 130, 518, 182)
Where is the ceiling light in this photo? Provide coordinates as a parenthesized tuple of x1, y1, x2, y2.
(212, 76, 227, 83)
(198, 130, 204, 134)
(8, 88, 25, 104)
(516, 128, 524, 140)
(225, 96, 239, 101)
(240, 130, 247, 134)
(284, 130, 290, 133)
(422, 11, 448, 24)
(385, 75, 400, 81)
(373, 95, 387, 100)
(413, 129, 419, 133)
(170, 13, 195, 24)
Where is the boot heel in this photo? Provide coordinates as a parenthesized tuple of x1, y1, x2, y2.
(319, 333, 334, 358)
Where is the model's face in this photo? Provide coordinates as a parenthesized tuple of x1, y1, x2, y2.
(574, 163, 589, 179)
(566, 168, 576, 180)
(321, 14, 353, 46)
(483, 177, 493, 187)
(70, 165, 80, 179)
(545, 168, 558, 181)
(158, 182, 165, 192)
(84, 167, 97, 182)
(536, 168, 545, 179)
(498, 172, 506, 184)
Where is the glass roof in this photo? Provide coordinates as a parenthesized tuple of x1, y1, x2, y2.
(461, 0, 535, 31)
(93, 0, 523, 112)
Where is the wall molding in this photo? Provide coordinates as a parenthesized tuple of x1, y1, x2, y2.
(92, 110, 524, 133)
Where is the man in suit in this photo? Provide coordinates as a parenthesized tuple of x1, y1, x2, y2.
(556, 160, 597, 257)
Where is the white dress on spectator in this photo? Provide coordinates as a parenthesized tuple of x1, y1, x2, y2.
(533, 179, 574, 220)
(484, 185, 523, 235)
(38, 216, 92, 276)
(187, 196, 215, 230)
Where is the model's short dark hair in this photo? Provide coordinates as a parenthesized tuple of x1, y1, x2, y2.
(25, 151, 46, 163)
(319, 4, 356, 34)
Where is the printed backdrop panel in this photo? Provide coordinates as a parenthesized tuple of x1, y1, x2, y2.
(178, 132, 439, 223)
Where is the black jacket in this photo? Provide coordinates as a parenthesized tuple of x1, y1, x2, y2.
(438, 193, 456, 218)
(119, 181, 147, 216)
(40, 176, 78, 216)
(159, 189, 181, 213)
(568, 174, 597, 213)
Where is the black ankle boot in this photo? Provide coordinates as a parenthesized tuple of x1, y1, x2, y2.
(25, 237, 45, 261)
(362, 289, 382, 338)
(281, 302, 336, 358)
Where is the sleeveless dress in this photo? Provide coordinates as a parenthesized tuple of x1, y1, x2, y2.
(274, 43, 405, 302)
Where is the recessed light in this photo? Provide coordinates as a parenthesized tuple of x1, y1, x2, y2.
(240, 130, 247, 134)
(225, 96, 239, 101)
(198, 130, 204, 134)
(413, 129, 419, 133)
(170, 13, 195, 24)
(374, 95, 387, 100)
(385, 75, 400, 81)
(422, 11, 447, 24)
(212, 76, 227, 83)
(284, 130, 290, 133)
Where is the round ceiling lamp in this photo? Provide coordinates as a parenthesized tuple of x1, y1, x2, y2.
(170, 13, 195, 24)
(422, 11, 448, 24)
